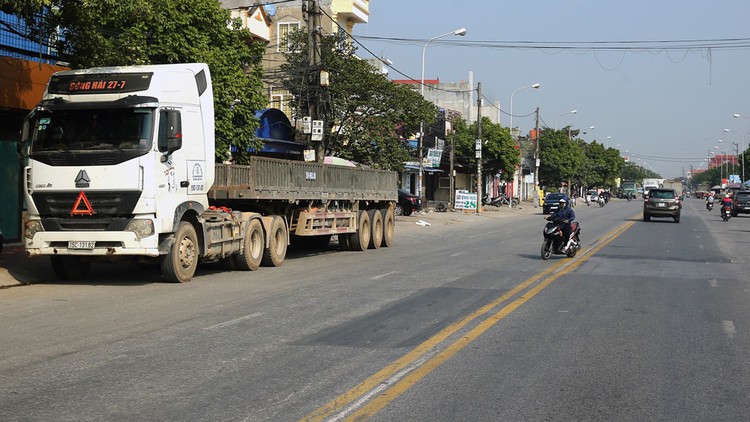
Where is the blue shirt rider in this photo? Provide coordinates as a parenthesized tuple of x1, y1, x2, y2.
(549, 197, 575, 244)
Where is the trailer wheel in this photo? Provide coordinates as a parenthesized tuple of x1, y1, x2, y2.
(368, 209, 383, 249)
(51, 256, 91, 281)
(381, 208, 395, 247)
(234, 219, 264, 271)
(161, 221, 199, 283)
(262, 216, 287, 267)
(349, 210, 371, 251)
(338, 233, 351, 251)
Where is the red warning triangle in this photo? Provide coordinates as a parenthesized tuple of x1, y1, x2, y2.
(71, 191, 95, 215)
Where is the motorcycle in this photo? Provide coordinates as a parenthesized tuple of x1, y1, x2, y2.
(721, 204, 731, 222)
(482, 193, 518, 207)
(706, 201, 713, 211)
(541, 217, 581, 260)
(598, 196, 605, 207)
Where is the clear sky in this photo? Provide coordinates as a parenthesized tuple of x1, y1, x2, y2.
(352, 0, 750, 179)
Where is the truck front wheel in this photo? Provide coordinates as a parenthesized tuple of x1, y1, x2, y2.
(262, 216, 287, 267)
(234, 219, 263, 271)
(51, 255, 91, 281)
(162, 221, 199, 283)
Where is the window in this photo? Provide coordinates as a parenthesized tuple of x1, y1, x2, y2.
(651, 190, 675, 199)
(277, 22, 300, 52)
(270, 93, 292, 117)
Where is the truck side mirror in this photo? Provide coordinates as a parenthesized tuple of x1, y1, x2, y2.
(159, 109, 183, 161)
(166, 110, 182, 154)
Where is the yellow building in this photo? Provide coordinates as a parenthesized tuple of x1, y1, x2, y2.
(220, 1, 369, 119)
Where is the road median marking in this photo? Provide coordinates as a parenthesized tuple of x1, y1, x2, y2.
(303, 218, 637, 422)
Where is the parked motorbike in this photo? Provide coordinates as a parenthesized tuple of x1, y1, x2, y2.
(541, 217, 581, 260)
(482, 193, 518, 207)
(721, 204, 731, 222)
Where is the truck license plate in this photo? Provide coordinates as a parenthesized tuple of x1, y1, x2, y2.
(69, 241, 95, 249)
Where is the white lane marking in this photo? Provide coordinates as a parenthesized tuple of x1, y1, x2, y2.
(709, 279, 718, 288)
(328, 352, 435, 421)
(204, 312, 263, 331)
(450, 251, 467, 257)
(371, 271, 397, 280)
(722, 320, 737, 339)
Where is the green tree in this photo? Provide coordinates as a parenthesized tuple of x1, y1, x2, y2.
(538, 127, 584, 190)
(580, 141, 624, 189)
(9, 0, 267, 164)
(451, 117, 519, 181)
(281, 30, 435, 170)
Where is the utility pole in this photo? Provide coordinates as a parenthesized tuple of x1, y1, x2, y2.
(304, 0, 324, 162)
(449, 133, 455, 209)
(533, 107, 540, 192)
(476, 82, 482, 214)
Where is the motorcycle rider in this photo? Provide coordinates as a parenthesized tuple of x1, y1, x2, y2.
(547, 197, 576, 249)
(721, 193, 733, 218)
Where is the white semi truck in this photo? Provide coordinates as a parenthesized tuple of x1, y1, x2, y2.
(21, 63, 396, 282)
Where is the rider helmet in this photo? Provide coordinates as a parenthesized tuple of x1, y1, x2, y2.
(558, 198, 567, 204)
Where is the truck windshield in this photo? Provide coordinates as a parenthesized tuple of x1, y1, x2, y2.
(30, 108, 154, 153)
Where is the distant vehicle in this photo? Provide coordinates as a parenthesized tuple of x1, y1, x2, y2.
(542, 192, 569, 214)
(620, 180, 637, 198)
(642, 178, 664, 198)
(396, 189, 422, 216)
(643, 188, 681, 223)
(731, 190, 750, 217)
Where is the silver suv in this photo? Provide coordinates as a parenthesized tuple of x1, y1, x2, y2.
(643, 188, 681, 223)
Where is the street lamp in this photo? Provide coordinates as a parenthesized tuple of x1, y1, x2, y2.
(726, 128, 746, 183)
(418, 27, 467, 205)
(555, 109, 577, 129)
(509, 83, 540, 137)
(508, 83, 540, 205)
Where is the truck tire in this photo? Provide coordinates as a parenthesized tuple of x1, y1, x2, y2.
(348, 210, 371, 251)
(338, 233, 351, 251)
(161, 221, 199, 283)
(234, 218, 263, 271)
(368, 209, 383, 250)
(381, 207, 395, 248)
(51, 255, 91, 281)
(262, 216, 287, 267)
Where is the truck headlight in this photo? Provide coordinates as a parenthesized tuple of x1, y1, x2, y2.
(125, 219, 155, 239)
(24, 220, 43, 239)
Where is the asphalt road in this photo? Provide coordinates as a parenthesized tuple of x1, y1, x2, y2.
(2, 198, 750, 421)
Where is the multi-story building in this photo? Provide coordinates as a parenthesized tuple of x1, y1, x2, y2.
(220, 0, 369, 119)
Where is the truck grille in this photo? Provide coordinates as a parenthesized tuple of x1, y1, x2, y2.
(32, 191, 141, 217)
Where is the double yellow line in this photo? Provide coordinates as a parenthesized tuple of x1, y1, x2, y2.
(304, 218, 637, 421)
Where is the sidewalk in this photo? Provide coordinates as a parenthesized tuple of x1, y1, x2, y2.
(0, 243, 46, 289)
(0, 203, 541, 289)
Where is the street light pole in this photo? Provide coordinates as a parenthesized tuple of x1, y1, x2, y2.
(724, 128, 745, 182)
(419, 27, 467, 206)
(509, 83, 540, 136)
(508, 83, 540, 203)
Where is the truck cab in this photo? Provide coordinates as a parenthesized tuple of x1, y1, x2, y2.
(21, 64, 215, 279)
